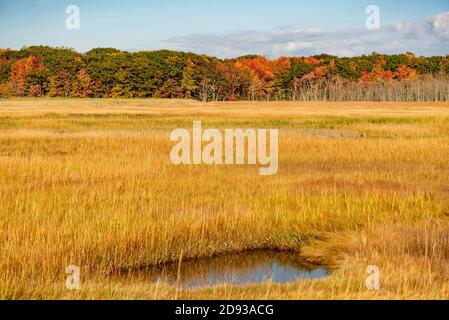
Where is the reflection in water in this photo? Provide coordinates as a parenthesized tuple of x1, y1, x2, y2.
(115, 251, 330, 289)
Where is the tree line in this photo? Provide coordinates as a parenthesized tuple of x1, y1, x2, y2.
(1, 46, 449, 101)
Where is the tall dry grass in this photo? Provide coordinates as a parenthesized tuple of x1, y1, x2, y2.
(0, 99, 448, 300)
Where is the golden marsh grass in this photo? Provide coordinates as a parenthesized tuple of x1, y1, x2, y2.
(0, 99, 448, 300)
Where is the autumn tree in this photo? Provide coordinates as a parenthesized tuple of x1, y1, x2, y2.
(71, 69, 98, 97)
(181, 58, 200, 99)
(235, 56, 274, 100)
(9, 58, 27, 96)
(395, 64, 417, 81)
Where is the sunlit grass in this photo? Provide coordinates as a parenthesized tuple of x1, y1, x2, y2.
(0, 99, 448, 300)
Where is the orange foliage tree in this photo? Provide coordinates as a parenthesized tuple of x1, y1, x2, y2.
(9, 56, 45, 96)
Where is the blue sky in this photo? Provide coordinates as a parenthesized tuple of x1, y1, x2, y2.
(1, 0, 449, 57)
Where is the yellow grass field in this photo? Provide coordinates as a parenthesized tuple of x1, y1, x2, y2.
(1, 98, 449, 300)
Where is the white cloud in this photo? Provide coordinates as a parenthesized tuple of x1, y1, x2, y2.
(165, 12, 449, 58)
(427, 11, 449, 38)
